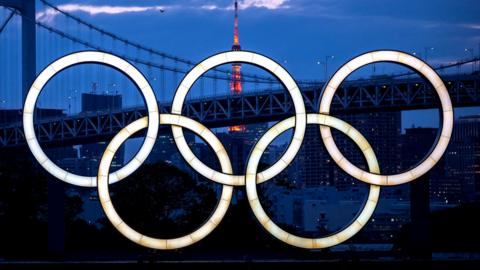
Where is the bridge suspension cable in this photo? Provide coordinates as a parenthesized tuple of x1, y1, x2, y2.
(38, 0, 278, 84)
(0, 9, 13, 35)
(6, 6, 278, 86)
(298, 57, 480, 86)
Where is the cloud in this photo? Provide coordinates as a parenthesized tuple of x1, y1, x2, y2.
(36, 4, 167, 22)
(36, 8, 59, 23)
(36, 1, 291, 22)
(461, 23, 480, 30)
(238, 0, 290, 10)
(200, 0, 290, 11)
(58, 4, 166, 15)
(200, 5, 219, 11)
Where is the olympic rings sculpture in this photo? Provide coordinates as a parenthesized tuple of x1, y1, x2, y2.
(23, 50, 453, 249)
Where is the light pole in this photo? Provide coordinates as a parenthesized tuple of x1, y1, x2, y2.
(424, 47, 434, 62)
(67, 96, 72, 115)
(317, 55, 335, 81)
(465, 48, 474, 73)
(71, 89, 78, 114)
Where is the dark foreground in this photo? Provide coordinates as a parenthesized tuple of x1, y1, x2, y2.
(1, 260, 480, 270)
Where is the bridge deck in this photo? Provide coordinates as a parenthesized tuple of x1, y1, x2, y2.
(0, 74, 478, 149)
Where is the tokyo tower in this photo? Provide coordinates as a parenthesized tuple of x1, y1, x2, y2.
(229, 0, 246, 133)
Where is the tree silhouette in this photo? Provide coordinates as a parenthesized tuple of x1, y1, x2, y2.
(0, 159, 48, 258)
(395, 202, 480, 253)
(105, 161, 218, 240)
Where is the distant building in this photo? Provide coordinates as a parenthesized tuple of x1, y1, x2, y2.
(45, 146, 79, 170)
(222, 123, 270, 173)
(301, 186, 368, 233)
(43, 130, 79, 176)
(79, 142, 124, 173)
(73, 91, 125, 175)
(259, 111, 410, 242)
(401, 127, 439, 202)
(363, 199, 411, 242)
(444, 115, 480, 203)
(262, 185, 410, 242)
(147, 132, 196, 173)
(58, 91, 124, 225)
(33, 93, 125, 178)
(337, 112, 402, 189)
(399, 116, 480, 205)
(293, 111, 402, 190)
(81, 92, 122, 113)
(293, 125, 333, 188)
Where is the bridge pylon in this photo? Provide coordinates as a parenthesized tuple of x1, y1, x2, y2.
(0, 0, 36, 103)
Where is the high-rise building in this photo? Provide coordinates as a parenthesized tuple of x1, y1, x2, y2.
(444, 115, 480, 203)
(146, 132, 196, 173)
(400, 121, 480, 206)
(78, 91, 125, 173)
(294, 111, 402, 190)
(81, 92, 122, 113)
(401, 127, 453, 205)
(220, 123, 270, 173)
(255, 111, 412, 241)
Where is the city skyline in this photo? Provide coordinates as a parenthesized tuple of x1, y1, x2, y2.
(1, 1, 480, 129)
(1, 0, 480, 264)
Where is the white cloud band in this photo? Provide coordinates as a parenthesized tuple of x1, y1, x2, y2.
(36, 1, 290, 22)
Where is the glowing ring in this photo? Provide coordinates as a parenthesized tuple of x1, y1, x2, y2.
(171, 51, 306, 186)
(319, 50, 453, 186)
(97, 114, 233, 249)
(246, 113, 380, 249)
(22, 49, 456, 250)
(23, 51, 159, 187)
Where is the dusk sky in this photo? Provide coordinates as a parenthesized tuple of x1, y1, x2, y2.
(1, 0, 479, 127)
(35, 0, 480, 80)
(32, 0, 480, 128)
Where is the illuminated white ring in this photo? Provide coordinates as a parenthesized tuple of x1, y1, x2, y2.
(171, 51, 306, 186)
(319, 50, 453, 186)
(98, 114, 233, 249)
(23, 51, 159, 187)
(246, 113, 380, 249)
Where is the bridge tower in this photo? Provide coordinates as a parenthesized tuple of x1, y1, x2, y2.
(0, 1, 65, 255)
(0, 0, 36, 102)
(229, 0, 246, 133)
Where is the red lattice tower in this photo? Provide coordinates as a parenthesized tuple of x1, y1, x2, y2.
(229, 1, 246, 133)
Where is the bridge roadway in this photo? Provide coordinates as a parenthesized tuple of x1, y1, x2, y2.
(0, 74, 478, 149)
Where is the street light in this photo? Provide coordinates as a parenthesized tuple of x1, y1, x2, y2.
(317, 55, 335, 81)
(72, 89, 78, 113)
(67, 96, 72, 115)
(424, 47, 434, 62)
